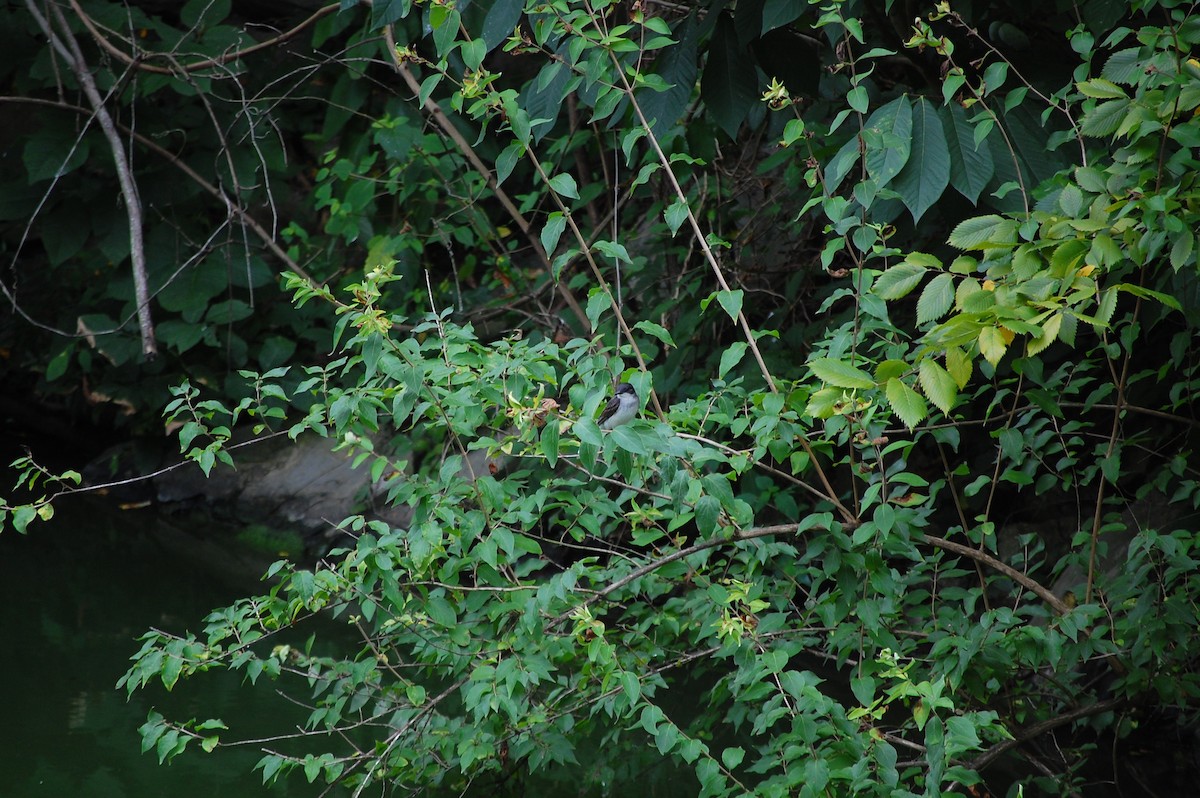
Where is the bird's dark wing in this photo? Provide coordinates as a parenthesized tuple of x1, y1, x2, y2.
(597, 394, 621, 424)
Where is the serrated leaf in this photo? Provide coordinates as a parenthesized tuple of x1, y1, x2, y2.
(1114, 282, 1182, 312)
(1102, 48, 1141, 84)
(948, 215, 1018, 250)
(945, 345, 972, 389)
(917, 272, 954, 324)
(1170, 230, 1194, 270)
(892, 97, 950, 224)
(1080, 98, 1130, 138)
(886, 377, 928, 429)
(1092, 286, 1118, 329)
(863, 97, 913, 187)
(810, 357, 875, 389)
(978, 326, 1008, 366)
(1076, 78, 1126, 99)
(1058, 183, 1084, 217)
(873, 262, 928, 300)
(1026, 312, 1062, 356)
(940, 103, 994, 204)
(918, 359, 957, 415)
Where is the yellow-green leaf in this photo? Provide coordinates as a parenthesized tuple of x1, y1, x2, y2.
(918, 359, 958, 415)
(917, 272, 955, 324)
(978, 326, 1008, 366)
(810, 357, 875, 390)
(886, 377, 928, 430)
(945, 345, 972, 389)
(873, 261, 928, 300)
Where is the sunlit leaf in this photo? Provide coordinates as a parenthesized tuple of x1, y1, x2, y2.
(810, 357, 876, 389)
(885, 377, 928, 429)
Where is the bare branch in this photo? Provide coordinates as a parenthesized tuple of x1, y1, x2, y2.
(27, 0, 158, 357)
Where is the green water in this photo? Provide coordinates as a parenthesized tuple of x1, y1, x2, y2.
(0, 498, 337, 798)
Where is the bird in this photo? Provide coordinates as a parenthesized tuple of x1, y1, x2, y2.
(597, 382, 639, 430)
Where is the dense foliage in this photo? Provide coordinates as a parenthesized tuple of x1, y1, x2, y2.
(5, 0, 1200, 795)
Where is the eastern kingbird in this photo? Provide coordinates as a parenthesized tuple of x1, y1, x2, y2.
(597, 382, 639, 430)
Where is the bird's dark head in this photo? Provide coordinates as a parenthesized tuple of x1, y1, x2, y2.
(615, 382, 635, 395)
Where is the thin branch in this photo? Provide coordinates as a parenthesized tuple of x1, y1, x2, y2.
(28, 0, 157, 357)
(0, 94, 326, 294)
(382, 26, 590, 333)
(965, 696, 1127, 772)
(919, 533, 1069, 615)
(68, 0, 340, 76)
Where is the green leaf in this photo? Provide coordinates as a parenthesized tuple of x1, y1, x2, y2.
(664, 197, 689, 235)
(634, 320, 676, 347)
(701, 12, 759, 138)
(886, 378, 928, 430)
(1058, 183, 1084, 217)
(978, 326, 1008, 365)
(719, 342, 748, 379)
(1115, 282, 1182, 312)
(892, 97, 950, 224)
(304, 755, 322, 783)
(863, 97, 913, 187)
(481, 0, 523, 50)
(541, 418, 560, 467)
(940, 103, 994, 204)
(810, 357, 875, 390)
(610, 425, 650, 455)
(695, 495, 721, 535)
(1076, 78, 1126, 99)
(945, 345, 972, 389)
(1093, 286, 1118, 329)
(715, 289, 744, 321)
(721, 746, 746, 769)
(594, 240, 632, 264)
(1170, 230, 1195, 271)
(541, 212, 566, 255)
(873, 261, 928, 300)
(495, 142, 523, 185)
(585, 289, 609, 329)
(1080, 98, 1130, 137)
(24, 133, 90, 182)
(460, 38, 486, 70)
(640, 14, 698, 139)
(547, 173, 579, 199)
(918, 359, 958, 415)
(917, 272, 954, 324)
(948, 215, 1018, 250)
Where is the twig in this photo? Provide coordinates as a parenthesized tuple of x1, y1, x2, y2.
(68, 0, 340, 76)
(382, 26, 590, 333)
